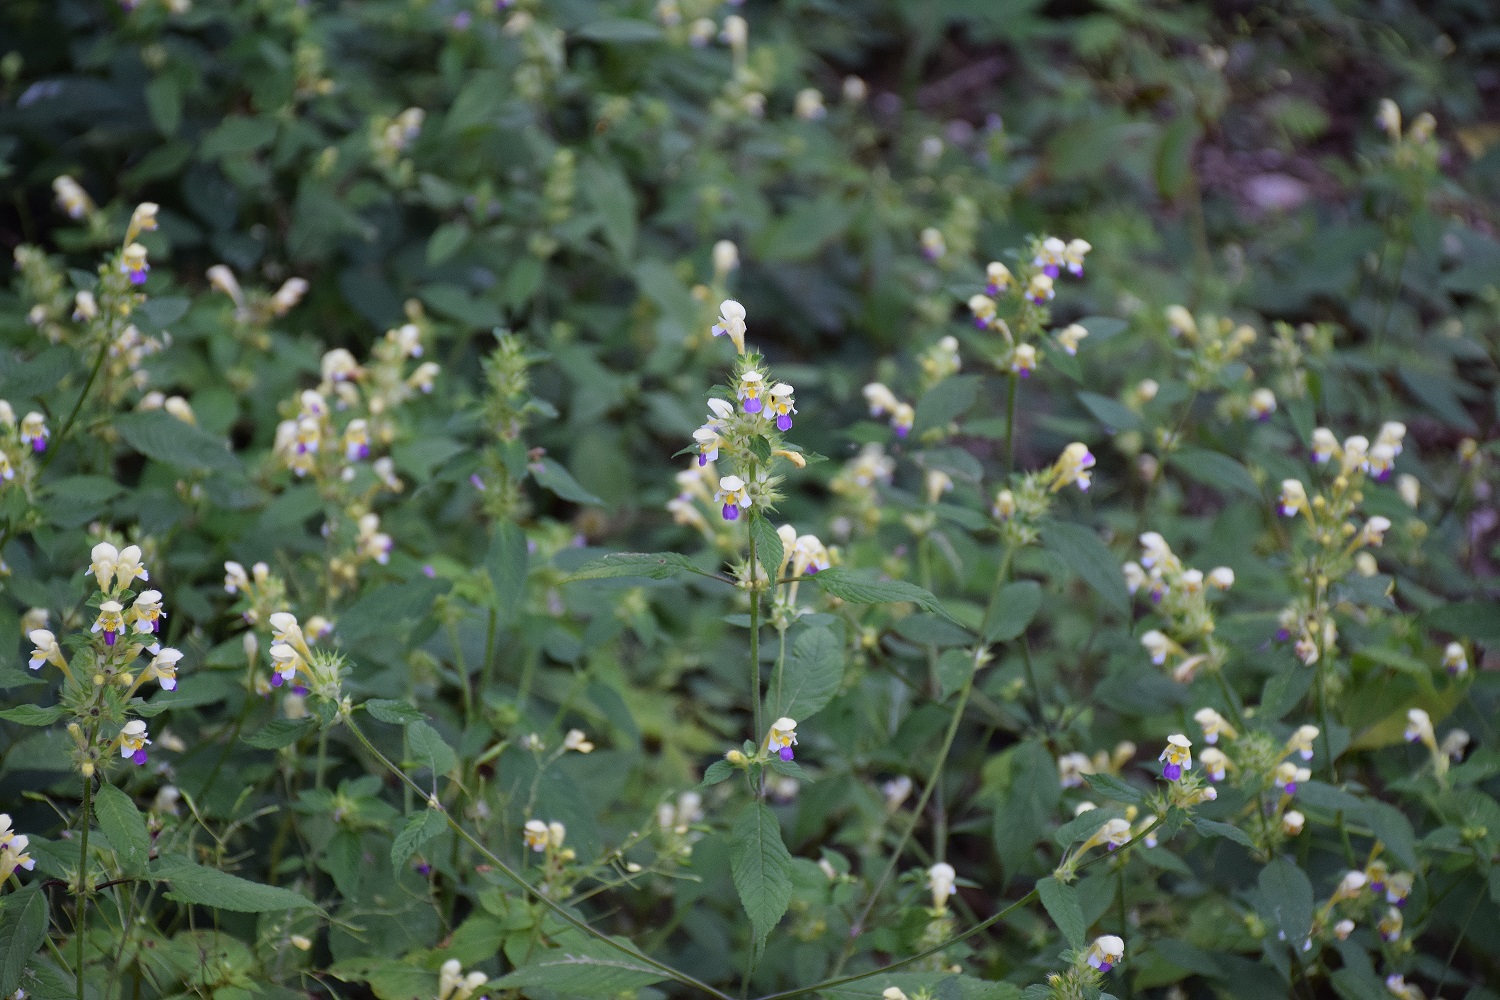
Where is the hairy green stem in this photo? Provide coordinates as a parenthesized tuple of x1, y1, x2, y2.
(763, 818, 1165, 1000)
(1004, 370, 1019, 476)
(347, 718, 736, 1000)
(748, 516, 762, 743)
(76, 766, 94, 1000)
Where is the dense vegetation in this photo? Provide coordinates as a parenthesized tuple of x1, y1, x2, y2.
(1, 2, 1498, 999)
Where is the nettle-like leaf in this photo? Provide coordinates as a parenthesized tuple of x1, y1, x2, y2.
(730, 802, 794, 944)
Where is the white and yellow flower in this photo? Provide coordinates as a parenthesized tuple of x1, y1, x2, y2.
(93, 600, 126, 646)
(712, 299, 748, 354)
(27, 629, 66, 671)
(1158, 734, 1192, 781)
(714, 474, 752, 522)
(1085, 934, 1124, 972)
(768, 717, 798, 760)
(147, 647, 184, 691)
(120, 719, 151, 764)
(927, 861, 956, 911)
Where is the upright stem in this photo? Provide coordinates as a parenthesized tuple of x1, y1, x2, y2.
(76, 766, 94, 1000)
(1004, 370, 1019, 476)
(773, 627, 787, 722)
(1117, 867, 1132, 1000)
(748, 517, 762, 743)
(346, 719, 736, 1000)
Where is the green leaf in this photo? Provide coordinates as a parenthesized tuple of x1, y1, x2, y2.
(365, 699, 427, 726)
(1174, 447, 1260, 499)
(573, 19, 664, 42)
(391, 809, 448, 872)
(495, 937, 667, 994)
(328, 958, 436, 1000)
(561, 551, 715, 583)
(984, 580, 1043, 644)
(581, 158, 638, 261)
(1256, 857, 1313, 948)
(1040, 521, 1129, 615)
(241, 717, 317, 750)
(751, 515, 784, 587)
(1193, 818, 1255, 849)
(1053, 810, 1112, 848)
(115, 410, 240, 472)
(0, 886, 49, 995)
(1038, 877, 1087, 949)
(1399, 370, 1478, 433)
(487, 521, 529, 623)
(753, 195, 854, 262)
(531, 457, 604, 506)
(1076, 316, 1129, 342)
(1084, 771, 1145, 806)
(199, 116, 278, 158)
(1077, 391, 1141, 432)
(808, 567, 963, 625)
(1156, 115, 1200, 198)
(0, 668, 46, 691)
(426, 220, 470, 267)
(42, 475, 126, 528)
(94, 784, 151, 878)
(937, 648, 976, 699)
(913, 375, 982, 434)
(700, 759, 736, 786)
(406, 721, 458, 778)
(135, 296, 190, 332)
(1363, 801, 1417, 869)
(0, 705, 64, 726)
(767, 625, 845, 722)
(144, 75, 182, 136)
(153, 858, 318, 913)
(730, 802, 793, 944)
(1424, 601, 1500, 645)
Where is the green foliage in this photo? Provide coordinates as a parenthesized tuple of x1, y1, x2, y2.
(1, 0, 1499, 998)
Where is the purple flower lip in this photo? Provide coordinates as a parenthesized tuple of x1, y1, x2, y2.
(985, 283, 1000, 295)
(776, 414, 792, 431)
(974, 317, 989, 330)
(32, 439, 46, 453)
(698, 454, 708, 466)
(105, 630, 117, 646)
(723, 504, 740, 521)
(293, 685, 309, 696)
(1276, 628, 1290, 641)
(270, 674, 284, 688)
(778, 747, 794, 761)
(743, 397, 763, 414)
(1098, 961, 1113, 972)
(1043, 264, 1059, 278)
(471, 474, 486, 490)
(1162, 763, 1182, 781)
(895, 426, 908, 438)
(1284, 782, 1298, 795)
(132, 749, 148, 765)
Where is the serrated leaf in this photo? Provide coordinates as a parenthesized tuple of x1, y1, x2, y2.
(391, 809, 447, 872)
(365, 698, 427, 725)
(0, 886, 49, 995)
(1040, 521, 1129, 615)
(154, 858, 318, 913)
(751, 515, 784, 587)
(913, 375, 982, 434)
(1084, 772, 1145, 806)
(406, 721, 458, 778)
(1077, 391, 1141, 432)
(767, 625, 845, 722)
(1256, 857, 1313, 948)
(531, 457, 603, 505)
(700, 759, 736, 786)
(487, 521, 528, 623)
(1193, 818, 1256, 849)
(241, 717, 317, 750)
(115, 410, 240, 472)
(94, 784, 151, 878)
(561, 551, 715, 583)
(581, 157, 637, 261)
(496, 938, 667, 994)
(1174, 447, 1260, 499)
(808, 567, 963, 626)
(730, 802, 793, 944)
(1038, 877, 1087, 949)
(984, 580, 1043, 644)
(0, 705, 64, 726)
